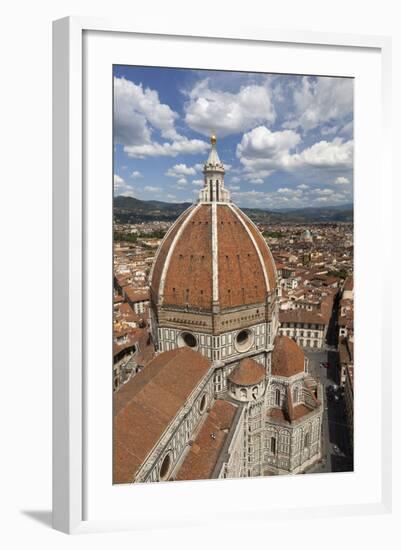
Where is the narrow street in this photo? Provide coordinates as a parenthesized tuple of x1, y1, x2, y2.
(306, 348, 353, 474)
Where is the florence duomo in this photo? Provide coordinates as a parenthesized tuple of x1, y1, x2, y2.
(114, 135, 324, 483)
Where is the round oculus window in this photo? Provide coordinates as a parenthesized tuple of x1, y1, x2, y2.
(178, 331, 198, 348)
(235, 329, 254, 352)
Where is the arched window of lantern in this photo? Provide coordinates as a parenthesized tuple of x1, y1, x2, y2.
(293, 386, 299, 404)
(275, 388, 281, 406)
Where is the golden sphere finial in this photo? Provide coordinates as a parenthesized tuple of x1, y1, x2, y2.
(210, 132, 217, 145)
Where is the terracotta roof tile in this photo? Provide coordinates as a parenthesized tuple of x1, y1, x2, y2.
(271, 336, 305, 377)
(279, 296, 333, 325)
(113, 348, 211, 484)
(233, 205, 277, 292)
(228, 357, 265, 386)
(343, 276, 354, 291)
(175, 400, 237, 480)
(217, 205, 267, 308)
(162, 205, 213, 310)
(266, 404, 313, 423)
(150, 207, 196, 300)
(150, 203, 277, 312)
(123, 286, 149, 303)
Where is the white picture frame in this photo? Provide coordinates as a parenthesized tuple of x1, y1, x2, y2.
(52, 16, 392, 534)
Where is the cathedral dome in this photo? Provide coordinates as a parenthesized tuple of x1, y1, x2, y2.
(150, 136, 277, 312)
(271, 336, 305, 377)
(228, 357, 265, 386)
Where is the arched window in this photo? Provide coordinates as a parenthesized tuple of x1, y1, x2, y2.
(304, 432, 310, 449)
(159, 452, 172, 481)
(271, 436, 276, 454)
(252, 386, 259, 400)
(240, 388, 247, 400)
(199, 393, 207, 414)
(275, 388, 280, 406)
(293, 386, 299, 404)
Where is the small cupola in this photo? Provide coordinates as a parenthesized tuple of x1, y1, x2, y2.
(198, 134, 231, 203)
(228, 357, 266, 402)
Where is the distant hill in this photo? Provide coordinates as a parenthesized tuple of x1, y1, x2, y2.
(243, 204, 354, 223)
(114, 196, 192, 222)
(114, 196, 353, 224)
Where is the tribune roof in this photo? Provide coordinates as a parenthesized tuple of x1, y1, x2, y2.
(113, 347, 211, 484)
(271, 335, 305, 378)
(228, 357, 265, 386)
(175, 399, 237, 481)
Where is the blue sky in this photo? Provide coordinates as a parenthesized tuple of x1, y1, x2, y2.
(113, 65, 353, 209)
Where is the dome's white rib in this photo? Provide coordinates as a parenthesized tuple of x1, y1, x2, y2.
(211, 202, 219, 304)
(149, 205, 196, 285)
(158, 203, 201, 304)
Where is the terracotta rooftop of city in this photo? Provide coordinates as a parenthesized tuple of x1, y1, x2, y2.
(271, 335, 305, 378)
(228, 357, 266, 386)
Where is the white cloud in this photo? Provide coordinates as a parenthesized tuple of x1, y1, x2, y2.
(114, 76, 179, 144)
(171, 177, 189, 189)
(144, 185, 162, 193)
(165, 163, 197, 177)
(124, 138, 208, 158)
(228, 184, 349, 208)
(334, 176, 350, 185)
(192, 179, 204, 186)
(130, 170, 143, 179)
(237, 126, 300, 163)
(297, 184, 310, 190)
(231, 189, 271, 206)
(236, 126, 301, 176)
(241, 168, 272, 184)
(320, 125, 339, 136)
(113, 174, 135, 197)
(276, 187, 303, 198)
(114, 77, 209, 158)
(313, 188, 334, 196)
(286, 76, 353, 132)
(237, 126, 353, 180)
(289, 138, 353, 168)
(184, 78, 275, 137)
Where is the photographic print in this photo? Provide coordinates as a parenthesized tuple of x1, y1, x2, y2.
(112, 66, 354, 484)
